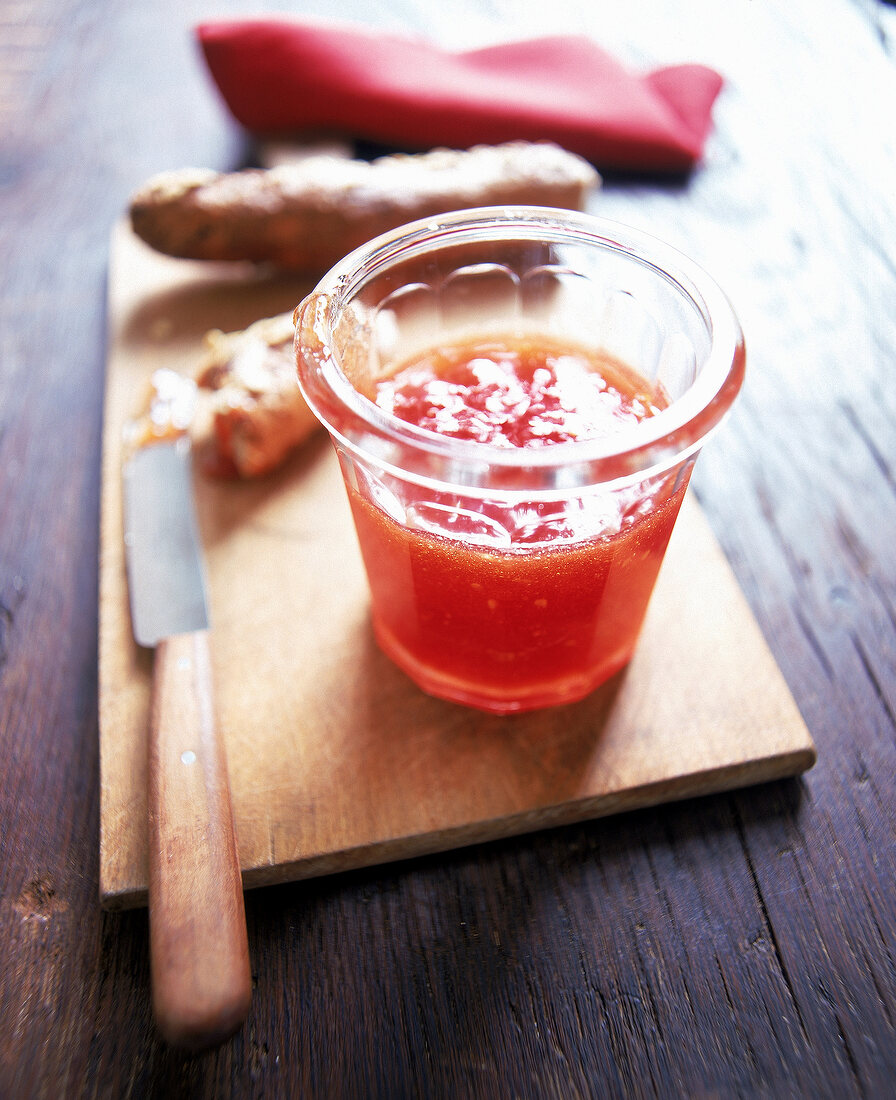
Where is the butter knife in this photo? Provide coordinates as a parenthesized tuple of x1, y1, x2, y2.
(123, 431, 251, 1049)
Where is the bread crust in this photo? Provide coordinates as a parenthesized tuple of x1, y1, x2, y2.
(196, 313, 320, 478)
(129, 142, 600, 270)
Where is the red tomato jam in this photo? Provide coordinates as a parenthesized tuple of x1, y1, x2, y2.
(376, 336, 665, 448)
(350, 334, 687, 713)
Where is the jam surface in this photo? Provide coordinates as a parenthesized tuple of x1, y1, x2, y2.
(375, 334, 665, 448)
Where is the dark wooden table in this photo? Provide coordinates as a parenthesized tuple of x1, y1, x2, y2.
(2, 0, 894, 1096)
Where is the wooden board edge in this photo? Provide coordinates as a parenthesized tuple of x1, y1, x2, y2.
(99, 745, 816, 911)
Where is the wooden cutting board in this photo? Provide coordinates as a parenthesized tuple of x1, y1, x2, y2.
(98, 224, 816, 910)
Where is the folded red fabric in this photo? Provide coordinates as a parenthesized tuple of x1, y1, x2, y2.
(196, 20, 723, 174)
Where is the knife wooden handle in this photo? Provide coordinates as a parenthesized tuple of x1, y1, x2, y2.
(147, 629, 251, 1049)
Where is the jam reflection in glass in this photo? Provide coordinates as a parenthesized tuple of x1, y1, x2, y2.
(295, 208, 744, 713)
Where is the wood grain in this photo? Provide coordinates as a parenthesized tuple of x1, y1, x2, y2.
(1, 0, 894, 1097)
(99, 223, 814, 909)
(147, 630, 251, 1049)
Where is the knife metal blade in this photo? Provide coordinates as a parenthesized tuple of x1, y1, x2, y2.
(122, 433, 251, 1050)
(123, 438, 209, 646)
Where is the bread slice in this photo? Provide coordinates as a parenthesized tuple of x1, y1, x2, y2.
(195, 313, 319, 478)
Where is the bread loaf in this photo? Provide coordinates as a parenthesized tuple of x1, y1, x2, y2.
(129, 142, 600, 271)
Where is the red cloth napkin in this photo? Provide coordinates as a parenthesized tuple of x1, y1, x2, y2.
(196, 20, 723, 174)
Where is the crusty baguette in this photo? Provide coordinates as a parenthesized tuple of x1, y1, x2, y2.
(196, 313, 320, 478)
(129, 142, 600, 270)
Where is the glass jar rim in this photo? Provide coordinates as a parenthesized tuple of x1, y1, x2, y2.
(296, 206, 745, 487)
